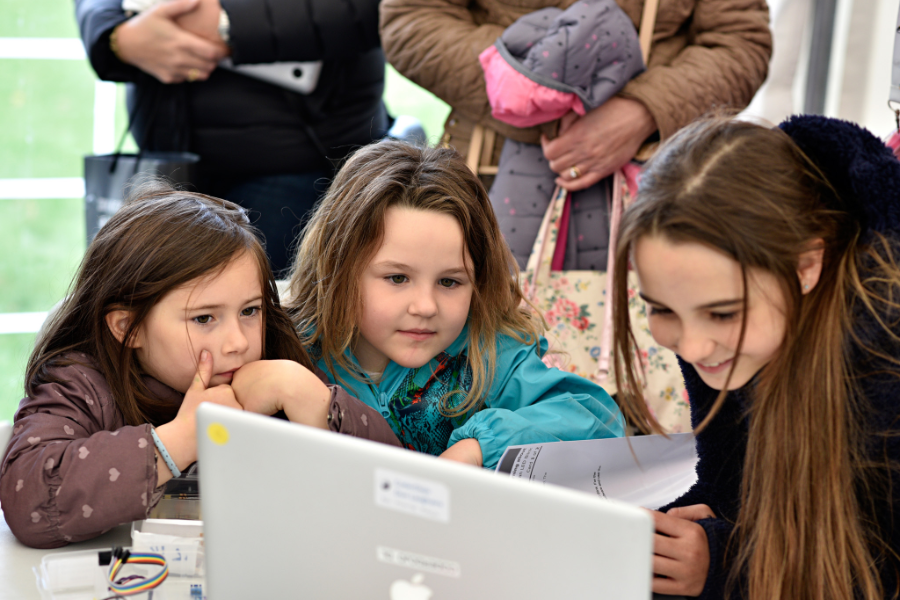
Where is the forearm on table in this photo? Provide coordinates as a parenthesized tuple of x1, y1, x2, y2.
(327, 386, 404, 447)
(1, 427, 161, 548)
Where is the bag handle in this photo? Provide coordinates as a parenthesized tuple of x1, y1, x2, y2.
(597, 171, 627, 380)
(524, 185, 568, 300)
(550, 190, 572, 271)
(466, 123, 498, 177)
(638, 0, 660, 64)
(524, 175, 626, 383)
(108, 81, 164, 177)
(595, 0, 658, 378)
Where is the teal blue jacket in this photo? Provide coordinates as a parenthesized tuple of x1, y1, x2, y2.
(317, 327, 624, 468)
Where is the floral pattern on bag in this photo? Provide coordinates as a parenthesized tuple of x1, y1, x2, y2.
(523, 176, 691, 433)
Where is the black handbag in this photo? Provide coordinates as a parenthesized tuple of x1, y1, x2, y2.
(82, 88, 199, 243)
(83, 151, 199, 242)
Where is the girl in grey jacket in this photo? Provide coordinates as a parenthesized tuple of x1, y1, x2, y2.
(0, 183, 399, 549)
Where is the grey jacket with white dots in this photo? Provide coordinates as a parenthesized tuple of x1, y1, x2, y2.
(0, 354, 400, 548)
(486, 0, 643, 270)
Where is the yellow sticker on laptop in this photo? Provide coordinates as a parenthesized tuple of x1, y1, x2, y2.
(207, 423, 229, 446)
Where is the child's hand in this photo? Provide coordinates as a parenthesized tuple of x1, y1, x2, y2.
(230, 360, 332, 429)
(439, 438, 483, 467)
(649, 505, 714, 596)
(154, 350, 241, 484)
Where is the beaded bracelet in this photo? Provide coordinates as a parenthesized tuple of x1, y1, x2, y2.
(150, 427, 181, 479)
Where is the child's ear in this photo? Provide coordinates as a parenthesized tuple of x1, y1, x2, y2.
(104, 310, 142, 348)
(797, 238, 825, 295)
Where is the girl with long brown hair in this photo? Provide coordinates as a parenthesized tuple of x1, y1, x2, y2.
(612, 115, 900, 599)
(1, 182, 399, 549)
(287, 139, 624, 469)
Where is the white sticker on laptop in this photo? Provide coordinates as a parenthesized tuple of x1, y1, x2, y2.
(375, 468, 450, 523)
(376, 546, 461, 578)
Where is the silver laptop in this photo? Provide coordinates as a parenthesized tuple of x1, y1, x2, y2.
(197, 404, 653, 599)
(0, 421, 11, 459)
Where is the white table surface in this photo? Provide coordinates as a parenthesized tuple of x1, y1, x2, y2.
(0, 509, 131, 600)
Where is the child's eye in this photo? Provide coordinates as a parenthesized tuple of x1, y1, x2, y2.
(438, 278, 459, 288)
(648, 306, 672, 316)
(710, 311, 739, 322)
(388, 275, 408, 285)
(241, 306, 260, 317)
(193, 315, 213, 325)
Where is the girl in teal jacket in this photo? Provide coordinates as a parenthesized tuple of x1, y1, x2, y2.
(287, 140, 623, 469)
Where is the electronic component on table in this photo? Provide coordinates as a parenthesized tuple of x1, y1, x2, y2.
(106, 546, 169, 596)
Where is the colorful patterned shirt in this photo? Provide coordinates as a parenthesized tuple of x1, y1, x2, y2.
(317, 327, 624, 469)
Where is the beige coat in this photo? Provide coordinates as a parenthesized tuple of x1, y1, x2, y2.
(380, 0, 772, 160)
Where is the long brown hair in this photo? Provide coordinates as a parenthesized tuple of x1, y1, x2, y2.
(287, 140, 541, 416)
(612, 118, 897, 599)
(27, 181, 313, 427)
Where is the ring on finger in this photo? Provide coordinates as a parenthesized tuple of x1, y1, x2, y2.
(568, 166, 581, 180)
(187, 68, 200, 82)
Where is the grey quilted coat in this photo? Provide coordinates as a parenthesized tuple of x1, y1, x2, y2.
(483, 0, 644, 269)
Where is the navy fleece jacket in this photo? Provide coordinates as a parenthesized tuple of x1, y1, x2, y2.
(662, 115, 900, 599)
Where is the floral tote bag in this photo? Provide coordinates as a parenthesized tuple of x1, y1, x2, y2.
(522, 171, 691, 433)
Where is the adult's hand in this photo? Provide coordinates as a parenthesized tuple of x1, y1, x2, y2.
(175, 0, 224, 44)
(650, 504, 715, 597)
(540, 97, 657, 191)
(114, 0, 229, 84)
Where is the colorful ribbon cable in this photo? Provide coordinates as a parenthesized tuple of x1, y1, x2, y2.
(107, 548, 169, 596)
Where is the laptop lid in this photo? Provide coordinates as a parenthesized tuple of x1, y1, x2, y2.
(197, 404, 653, 599)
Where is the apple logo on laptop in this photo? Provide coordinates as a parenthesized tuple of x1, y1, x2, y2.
(390, 573, 433, 600)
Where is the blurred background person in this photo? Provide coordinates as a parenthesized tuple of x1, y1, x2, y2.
(76, 0, 388, 275)
(381, 0, 772, 197)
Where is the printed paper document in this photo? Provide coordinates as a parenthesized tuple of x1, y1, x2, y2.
(496, 433, 698, 510)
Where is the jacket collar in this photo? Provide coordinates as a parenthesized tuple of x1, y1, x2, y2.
(328, 326, 471, 402)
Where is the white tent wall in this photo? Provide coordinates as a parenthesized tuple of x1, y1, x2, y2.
(743, 0, 898, 138)
(840, 0, 898, 136)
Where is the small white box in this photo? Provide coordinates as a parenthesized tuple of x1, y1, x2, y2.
(131, 519, 204, 577)
(35, 549, 109, 599)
